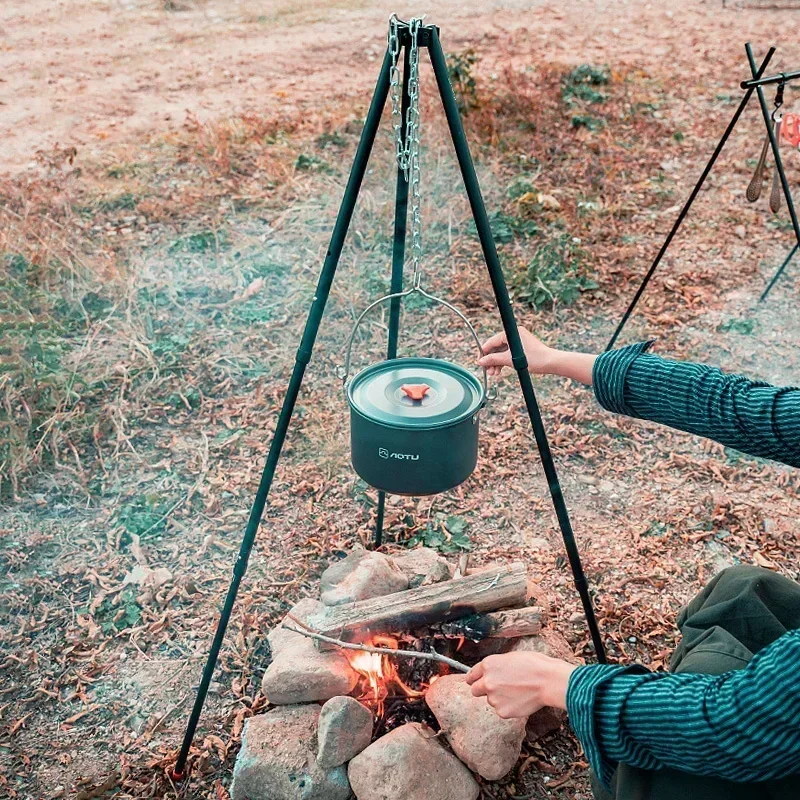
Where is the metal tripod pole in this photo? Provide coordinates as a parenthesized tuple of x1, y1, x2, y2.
(428, 29, 607, 663)
(375, 43, 411, 549)
(605, 46, 775, 352)
(746, 44, 800, 299)
(761, 243, 799, 302)
(172, 49, 392, 779)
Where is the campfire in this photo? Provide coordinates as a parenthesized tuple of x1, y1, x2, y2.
(346, 635, 427, 718)
(230, 545, 573, 800)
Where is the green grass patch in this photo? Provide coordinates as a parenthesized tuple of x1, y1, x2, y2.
(470, 210, 539, 244)
(509, 233, 598, 309)
(562, 64, 609, 106)
(97, 192, 139, 213)
(295, 153, 333, 173)
(571, 114, 606, 132)
(407, 514, 472, 553)
(116, 493, 173, 541)
(717, 318, 755, 335)
(170, 229, 228, 253)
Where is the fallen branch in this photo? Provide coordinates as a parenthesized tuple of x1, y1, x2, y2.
(283, 614, 470, 674)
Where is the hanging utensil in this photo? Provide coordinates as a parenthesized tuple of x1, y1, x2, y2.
(747, 81, 785, 204)
(747, 132, 771, 202)
(770, 115, 783, 213)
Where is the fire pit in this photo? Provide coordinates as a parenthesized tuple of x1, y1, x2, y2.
(230, 546, 573, 800)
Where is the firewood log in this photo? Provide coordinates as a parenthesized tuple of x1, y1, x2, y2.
(310, 562, 528, 645)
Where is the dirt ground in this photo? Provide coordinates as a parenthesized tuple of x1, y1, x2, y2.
(2, 1, 800, 799)
(2, 0, 799, 173)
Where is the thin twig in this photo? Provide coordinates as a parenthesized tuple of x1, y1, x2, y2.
(283, 615, 470, 673)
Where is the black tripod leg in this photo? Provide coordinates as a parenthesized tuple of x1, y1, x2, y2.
(375, 45, 411, 549)
(428, 31, 606, 663)
(747, 45, 800, 297)
(605, 47, 775, 351)
(760, 244, 799, 302)
(172, 49, 392, 779)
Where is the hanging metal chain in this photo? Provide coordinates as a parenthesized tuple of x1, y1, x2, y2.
(389, 14, 424, 288)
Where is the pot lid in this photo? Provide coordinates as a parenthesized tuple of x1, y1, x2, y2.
(348, 357, 484, 429)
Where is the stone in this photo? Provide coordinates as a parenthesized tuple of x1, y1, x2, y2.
(388, 547, 453, 588)
(317, 696, 373, 769)
(425, 674, 526, 780)
(525, 704, 565, 743)
(230, 705, 351, 800)
(705, 540, 736, 574)
(511, 630, 574, 662)
(261, 598, 358, 705)
(348, 722, 479, 800)
(511, 632, 574, 743)
(320, 546, 409, 606)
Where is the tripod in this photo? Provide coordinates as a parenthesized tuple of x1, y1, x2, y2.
(607, 44, 800, 351)
(173, 21, 606, 779)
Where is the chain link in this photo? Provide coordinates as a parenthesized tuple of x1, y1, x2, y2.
(389, 14, 424, 288)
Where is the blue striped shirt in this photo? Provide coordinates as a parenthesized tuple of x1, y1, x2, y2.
(566, 343, 800, 787)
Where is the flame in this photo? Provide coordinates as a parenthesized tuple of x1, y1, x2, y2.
(346, 636, 424, 717)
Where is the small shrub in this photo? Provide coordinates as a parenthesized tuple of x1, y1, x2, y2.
(562, 64, 609, 106)
(469, 210, 538, 244)
(571, 115, 606, 131)
(447, 48, 479, 113)
(506, 175, 538, 200)
(407, 514, 472, 553)
(316, 131, 347, 149)
(510, 233, 597, 309)
(294, 153, 332, 173)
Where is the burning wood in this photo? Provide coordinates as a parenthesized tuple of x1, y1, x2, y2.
(346, 635, 424, 717)
(283, 616, 470, 673)
(433, 605, 545, 641)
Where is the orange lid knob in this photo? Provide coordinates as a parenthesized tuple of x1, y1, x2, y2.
(401, 383, 431, 402)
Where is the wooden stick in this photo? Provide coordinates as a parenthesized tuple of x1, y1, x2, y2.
(283, 618, 470, 674)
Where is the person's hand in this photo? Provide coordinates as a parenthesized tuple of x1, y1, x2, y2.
(465, 651, 577, 719)
(479, 328, 554, 377)
(478, 327, 598, 385)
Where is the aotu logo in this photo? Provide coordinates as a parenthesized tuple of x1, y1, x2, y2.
(378, 447, 419, 461)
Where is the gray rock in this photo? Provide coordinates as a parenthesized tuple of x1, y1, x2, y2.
(388, 547, 453, 588)
(262, 598, 358, 705)
(230, 705, 351, 800)
(348, 722, 479, 800)
(321, 547, 409, 606)
(317, 696, 373, 769)
(511, 632, 573, 742)
(425, 674, 526, 780)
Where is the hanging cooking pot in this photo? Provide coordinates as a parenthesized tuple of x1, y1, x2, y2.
(343, 287, 493, 496)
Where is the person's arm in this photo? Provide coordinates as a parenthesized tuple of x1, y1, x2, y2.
(479, 331, 800, 468)
(592, 342, 800, 467)
(567, 630, 800, 788)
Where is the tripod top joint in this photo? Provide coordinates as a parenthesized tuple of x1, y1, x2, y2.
(390, 18, 439, 48)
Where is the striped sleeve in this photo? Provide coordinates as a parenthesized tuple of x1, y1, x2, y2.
(592, 343, 800, 468)
(566, 630, 800, 789)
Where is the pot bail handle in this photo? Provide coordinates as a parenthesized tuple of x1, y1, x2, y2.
(341, 286, 493, 401)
